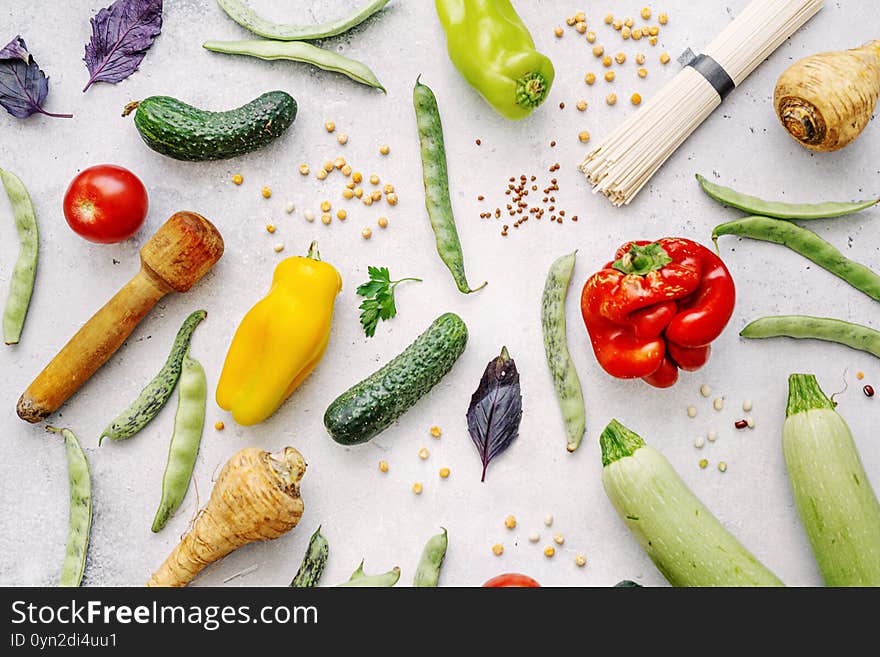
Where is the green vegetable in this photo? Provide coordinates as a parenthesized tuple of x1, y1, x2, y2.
(202, 40, 385, 91)
(541, 251, 585, 452)
(100, 310, 207, 444)
(741, 315, 880, 359)
(48, 427, 92, 587)
(784, 374, 880, 586)
(613, 580, 642, 587)
(216, 0, 390, 41)
(712, 216, 880, 302)
(435, 0, 555, 120)
(151, 354, 207, 533)
(600, 419, 784, 587)
(324, 313, 468, 445)
(413, 528, 447, 587)
(123, 92, 297, 161)
(696, 173, 879, 219)
(0, 168, 38, 345)
(337, 561, 400, 587)
(290, 526, 329, 588)
(356, 266, 422, 338)
(413, 77, 486, 294)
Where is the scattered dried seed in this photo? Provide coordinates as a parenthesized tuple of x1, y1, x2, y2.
(412, 482, 423, 495)
(585, 72, 597, 85)
(592, 44, 605, 57)
(504, 515, 517, 529)
(324, 120, 335, 132)
(606, 93, 617, 105)
(576, 99, 587, 111)
(718, 461, 728, 473)
(631, 93, 642, 105)
(285, 202, 295, 214)
(865, 385, 875, 398)
(378, 216, 389, 228)
(578, 131, 591, 143)
(635, 52, 646, 65)
(261, 186, 271, 198)
(439, 467, 450, 478)
(321, 213, 332, 225)
(544, 546, 556, 558)
(265, 223, 276, 233)
(734, 419, 748, 429)
(336, 209, 347, 221)
(659, 12, 669, 25)
(575, 555, 587, 567)
(586, 31, 597, 43)
(699, 458, 708, 469)
(273, 243, 284, 253)
(553, 534, 564, 545)
(713, 397, 724, 411)
(641, 7, 651, 20)
(214, 421, 225, 431)
(700, 384, 712, 397)
(707, 430, 718, 442)
(341, 164, 352, 177)
(379, 144, 390, 155)
(430, 426, 442, 438)
(603, 55, 613, 68)
(304, 210, 315, 222)
(492, 543, 504, 555)
(379, 460, 389, 473)
(637, 67, 648, 78)
(316, 169, 328, 180)
(231, 174, 243, 185)
(299, 164, 310, 175)
(746, 416, 755, 428)
(660, 52, 671, 64)
(544, 514, 554, 527)
(337, 132, 348, 145)
(687, 405, 697, 418)
(529, 532, 540, 543)
(554, 26, 564, 38)
(361, 227, 372, 239)
(621, 26, 631, 39)
(615, 52, 626, 64)
(742, 400, 753, 412)
(694, 435, 705, 448)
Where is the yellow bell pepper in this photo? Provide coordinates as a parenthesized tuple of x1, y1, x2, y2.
(216, 241, 341, 425)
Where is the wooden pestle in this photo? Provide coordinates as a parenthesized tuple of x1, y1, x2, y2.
(17, 211, 224, 423)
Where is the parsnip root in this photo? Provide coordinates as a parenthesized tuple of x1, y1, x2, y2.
(147, 447, 306, 587)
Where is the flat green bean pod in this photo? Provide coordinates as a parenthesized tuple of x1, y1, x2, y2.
(413, 528, 447, 587)
(541, 251, 586, 452)
(712, 216, 880, 302)
(48, 427, 92, 587)
(697, 174, 879, 220)
(100, 310, 207, 444)
(741, 315, 880, 359)
(290, 526, 329, 587)
(151, 353, 207, 532)
(216, 0, 390, 41)
(414, 77, 486, 294)
(202, 40, 385, 91)
(1, 168, 38, 346)
(336, 562, 400, 587)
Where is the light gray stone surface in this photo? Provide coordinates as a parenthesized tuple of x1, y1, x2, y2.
(1, 0, 877, 587)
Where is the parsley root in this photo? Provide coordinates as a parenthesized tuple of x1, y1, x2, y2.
(147, 447, 306, 587)
(775, 40, 880, 151)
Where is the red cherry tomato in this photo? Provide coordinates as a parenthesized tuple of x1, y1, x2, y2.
(63, 165, 148, 244)
(482, 573, 541, 587)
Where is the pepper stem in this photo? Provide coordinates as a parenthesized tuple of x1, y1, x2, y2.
(306, 240, 321, 261)
(500, 345, 510, 361)
(786, 373, 836, 417)
(600, 419, 645, 467)
(612, 243, 672, 275)
(515, 71, 550, 110)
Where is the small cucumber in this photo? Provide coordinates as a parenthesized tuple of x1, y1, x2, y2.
(123, 91, 297, 161)
(324, 313, 467, 445)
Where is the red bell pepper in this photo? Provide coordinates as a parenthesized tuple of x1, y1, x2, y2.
(580, 238, 735, 388)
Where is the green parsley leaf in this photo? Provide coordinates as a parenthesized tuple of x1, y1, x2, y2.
(356, 267, 421, 338)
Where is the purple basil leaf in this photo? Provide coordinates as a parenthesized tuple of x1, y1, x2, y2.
(83, 0, 163, 92)
(466, 347, 523, 482)
(0, 36, 72, 119)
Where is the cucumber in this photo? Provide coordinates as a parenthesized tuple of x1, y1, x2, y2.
(290, 526, 329, 588)
(324, 313, 467, 445)
(600, 419, 784, 587)
(123, 91, 297, 161)
(783, 374, 880, 586)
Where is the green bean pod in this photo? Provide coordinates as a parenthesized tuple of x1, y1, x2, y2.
(414, 77, 487, 294)
(151, 353, 207, 533)
(202, 40, 385, 91)
(336, 562, 400, 587)
(48, 427, 92, 587)
(712, 216, 880, 302)
(741, 315, 880, 359)
(216, 0, 390, 41)
(697, 174, 879, 220)
(290, 526, 330, 587)
(413, 528, 447, 587)
(100, 310, 207, 444)
(1, 168, 38, 346)
(541, 251, 586, 452)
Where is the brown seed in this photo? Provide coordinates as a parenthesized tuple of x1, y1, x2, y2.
(865, 385, 875, 397)
(478, 195, 484, 201)
(559, 102, 565, 109)
(734, 419, 748, 429)
(550, 140, 557, 147)
(476, 139, 482, 145)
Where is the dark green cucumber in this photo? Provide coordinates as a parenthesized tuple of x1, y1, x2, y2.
(324, 313, 468, 445)
(290, 526, 329, 588)
(123, 91, 297, 161)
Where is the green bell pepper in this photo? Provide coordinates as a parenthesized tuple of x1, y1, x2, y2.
(435, 0, 555, 120)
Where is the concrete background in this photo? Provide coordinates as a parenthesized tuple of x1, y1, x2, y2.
(0, 0, 877, 587)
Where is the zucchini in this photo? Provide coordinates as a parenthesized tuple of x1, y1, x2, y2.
(324, 313, 467, 445)
(290, 526, 329, 588)
(600, 419, 784, 587)
(123, 91, 297, 161)
(783, 374, 880, 586)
